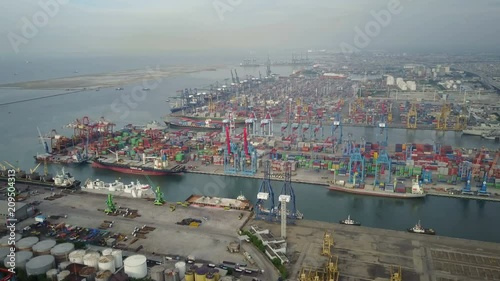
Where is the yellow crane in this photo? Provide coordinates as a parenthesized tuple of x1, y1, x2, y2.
(390, 266, 402, 281)
(436, 103, 450, 130)
(30, 163, 41, 174)
(455, 115, 467, 131)
(406, 102, 417, 129)
(326, 256, 339, 281)
(321, 231, 334, 256)
(208, 96, 216, 113)
(4, 161, 20, 173)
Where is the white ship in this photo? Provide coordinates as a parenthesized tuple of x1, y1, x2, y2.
(482, 129, 500, 140)
(462, 123, 500, 136)
(52, 167, 80, 188)
(83, 178, 151, 198)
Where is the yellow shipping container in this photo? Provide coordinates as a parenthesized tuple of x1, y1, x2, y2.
(189, 222, 199, 227)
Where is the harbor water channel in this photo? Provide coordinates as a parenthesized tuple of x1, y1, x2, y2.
(1, 58, 499, 243)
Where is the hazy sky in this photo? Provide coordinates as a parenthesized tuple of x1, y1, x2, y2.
(1, 0, 500, 56)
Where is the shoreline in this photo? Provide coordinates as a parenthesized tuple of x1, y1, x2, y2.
(183, 167, 500, 202)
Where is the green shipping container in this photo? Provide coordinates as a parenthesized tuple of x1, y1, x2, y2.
(175, 153, 184, 162)
(328, 162, 333, 170)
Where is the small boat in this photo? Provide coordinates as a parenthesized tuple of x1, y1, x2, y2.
(407, 220, 436, 235)
(339, 215, 361, 226)
(237, 192, 247, 201)
(166, 99, 171, 102)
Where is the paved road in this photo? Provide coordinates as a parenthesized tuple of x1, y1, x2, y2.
(241, 243, 280, 281)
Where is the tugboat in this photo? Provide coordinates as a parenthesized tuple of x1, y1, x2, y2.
(407, 220, 436, 235)
(339, 215, 361, 226)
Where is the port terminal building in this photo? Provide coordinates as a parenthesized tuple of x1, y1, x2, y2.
(249, 225, 289, 264)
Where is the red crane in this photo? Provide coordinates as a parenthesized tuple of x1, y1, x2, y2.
(243, 127, 249, 156)
(225, 124, 231, 155)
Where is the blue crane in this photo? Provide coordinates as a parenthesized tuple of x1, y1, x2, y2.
(374, 150, 391, 186)
(255, 160, 276, 221)
(377, 116, 388, 149)
(348, 148, 365, 183)
(461, 172, 473, 195)
(478, 171, 490, 196)
(277, 162, 301, 224)
(331, 112, 343, 148)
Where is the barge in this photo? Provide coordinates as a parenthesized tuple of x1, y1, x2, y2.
(185, 194, 253, 211)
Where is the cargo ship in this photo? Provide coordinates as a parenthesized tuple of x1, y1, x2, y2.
(170, 114, 246, 124)
(34, 153, 91, 166)
(91, 157, 186, 176)
(407, 220, 436, 235)
(0, 167, 80, 189)
(164, 118, 222, 130)
(327, 176, 426, 199)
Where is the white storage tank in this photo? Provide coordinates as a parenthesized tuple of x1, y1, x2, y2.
(26, 255, 56, 276)
(4, 250, 33, 269)
(0, 234, 22, 247)
(95, 270, 112, 281)
(101, 248, 113, 256)
(33, 240, 57, 256)
(46, 268, 59, 281)
(98, 255, 115, 272)
(16, 236, 40, 251)
(150, 265, 165, 281)
(50, 243, 75, 263)
(58, 261, 71, 271)
(83, 252, 100, 268)
(123, 254, 147, 278)
(69, 250, 87, 264)
(174, 261, 186, 279)
(0, 248, 10, 261)
(57, 270, 71, 281)
(111, 249, 123, 268)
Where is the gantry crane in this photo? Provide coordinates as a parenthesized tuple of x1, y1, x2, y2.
(326, 256, 340, 281)
(436, 103, 451, 130)
(390, 266, 402, 281)
(406, 102, 417, 129)
(456, 114, 467, 131)
(321, 231, 334, 256)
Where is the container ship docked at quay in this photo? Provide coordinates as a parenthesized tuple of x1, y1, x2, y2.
(34, 117, 188, 176)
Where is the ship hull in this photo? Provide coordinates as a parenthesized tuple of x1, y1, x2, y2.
(339, 221, 361, 226)
(407, 229, 436, 235)
(0, 176, 80, 189)
(33, 155, 90, 166)
(174, 115, 246, 124)
(92, 159, 185, 176)
(164, 121, 221, 131)
(328, 185, 426, 198)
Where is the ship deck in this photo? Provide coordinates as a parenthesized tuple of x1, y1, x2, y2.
(186, 194, 253, 211)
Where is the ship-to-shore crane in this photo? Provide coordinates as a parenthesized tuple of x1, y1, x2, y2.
(407, 101, 417, 129)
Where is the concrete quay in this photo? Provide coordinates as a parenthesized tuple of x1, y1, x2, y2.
(250, 219, 500, 281)
(185, 164, 500, 202)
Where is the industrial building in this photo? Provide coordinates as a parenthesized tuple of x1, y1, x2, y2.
(0, 200, 35, 222)
(249, 225, 289, 264)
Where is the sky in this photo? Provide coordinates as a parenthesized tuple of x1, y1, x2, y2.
(1, 0, 500, 56)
